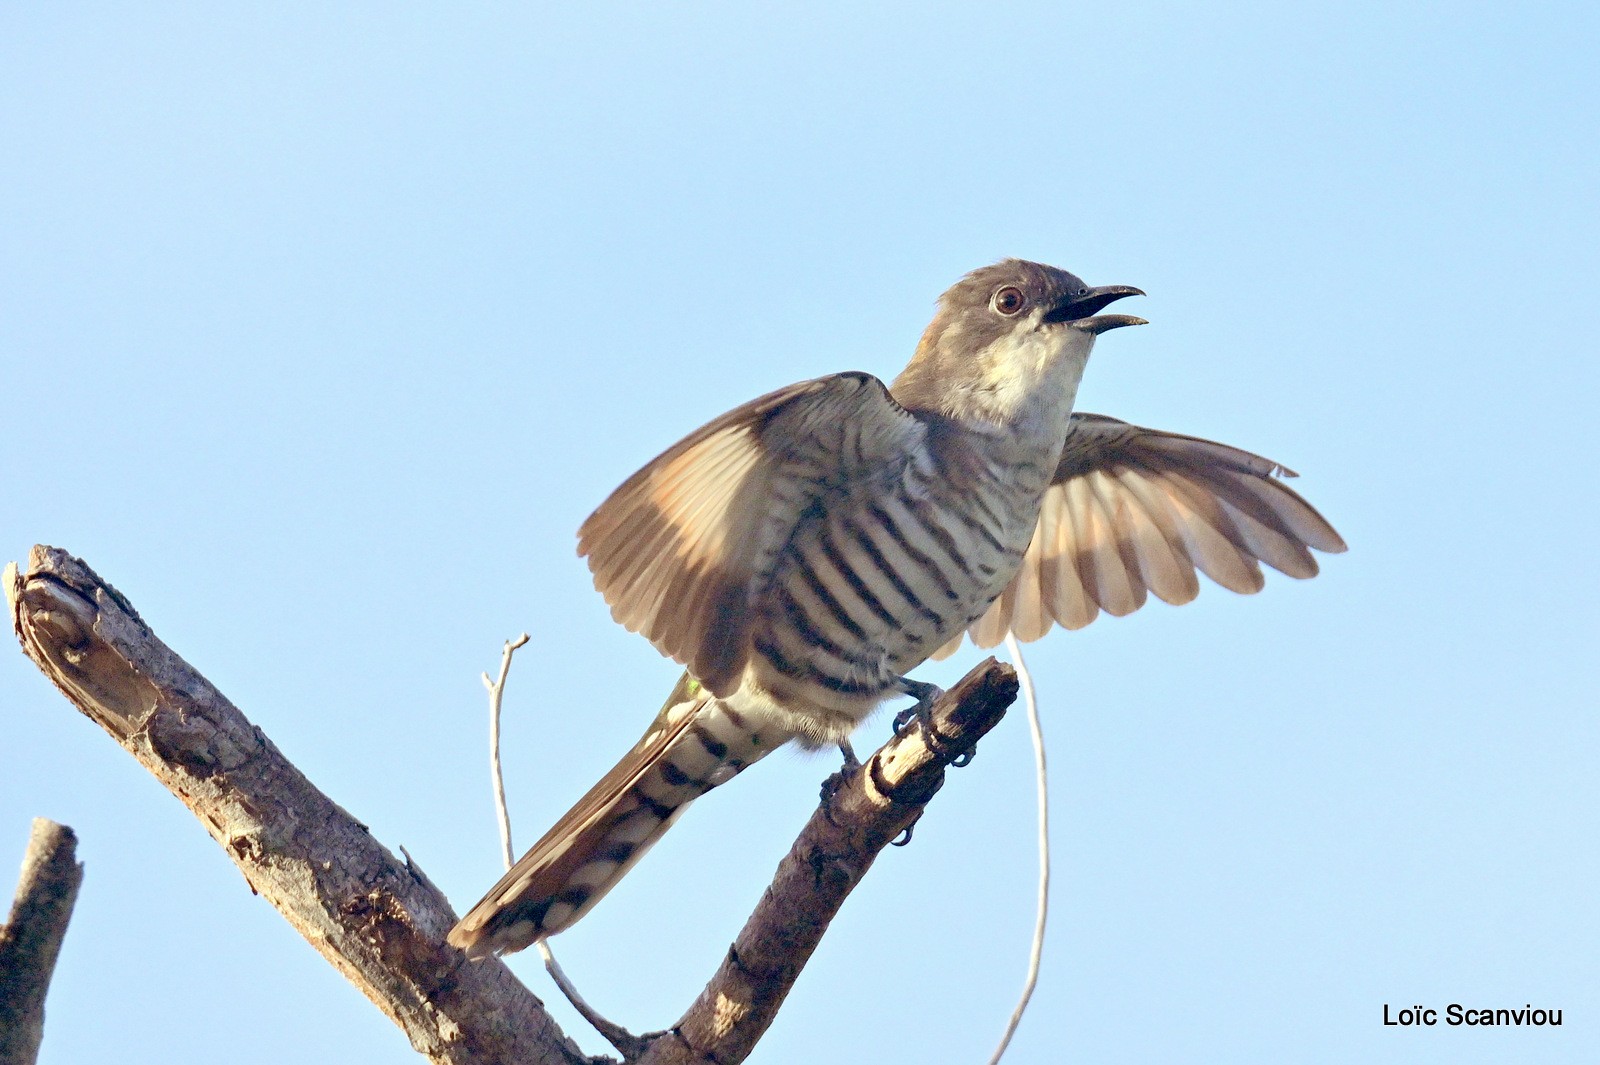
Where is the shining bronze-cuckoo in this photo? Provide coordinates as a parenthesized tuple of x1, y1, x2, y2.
(448, 259, 1344, 957)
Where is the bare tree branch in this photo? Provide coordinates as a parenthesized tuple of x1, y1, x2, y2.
(0, 819, 84, 1065)
(635, 659, 1018, 1065)
(5, 547, 592, 1065)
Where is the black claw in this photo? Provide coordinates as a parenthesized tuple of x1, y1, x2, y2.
(892, 706, 918, 736)
(891, 813, 922, 847)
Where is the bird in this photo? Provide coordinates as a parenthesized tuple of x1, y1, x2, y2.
(447, 259, 1345, 958)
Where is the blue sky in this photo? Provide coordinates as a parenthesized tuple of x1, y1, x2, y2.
(3, 4, 1596, 1062)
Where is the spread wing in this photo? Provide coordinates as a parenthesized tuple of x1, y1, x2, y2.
(578, 372, 925, 696)
(934, 413, 1347, 658)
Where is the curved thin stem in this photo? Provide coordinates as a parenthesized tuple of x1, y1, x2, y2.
(989, 634, 1049, 1064)
(480, 633, 530, 869)
(480, 632, 646, 1058)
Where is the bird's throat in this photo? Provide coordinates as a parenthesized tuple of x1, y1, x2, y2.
(954, 327, 1095, 438)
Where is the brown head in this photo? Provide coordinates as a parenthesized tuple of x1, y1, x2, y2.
(891, 259, 1144, 422)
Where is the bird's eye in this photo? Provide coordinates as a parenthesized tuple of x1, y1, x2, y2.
(993, 286, 1026, 316)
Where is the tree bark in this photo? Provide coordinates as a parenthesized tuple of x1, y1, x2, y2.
(0, 819, 84, 1065)
(7, 545, 1015, 1063)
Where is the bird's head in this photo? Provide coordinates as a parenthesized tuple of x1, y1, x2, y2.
(893, 259, 1144, 424)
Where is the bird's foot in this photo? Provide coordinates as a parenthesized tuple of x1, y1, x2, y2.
(837, 740, 862, 771)
(891, 678, 943, 736)
(891, 677, 975, 767)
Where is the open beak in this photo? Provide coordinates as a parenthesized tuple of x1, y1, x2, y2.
(1044, 284, 1147, 334)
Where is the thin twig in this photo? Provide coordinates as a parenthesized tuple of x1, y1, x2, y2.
(989, 634, 1049, 1065)
(481, 633, 644, 1058)
(538, 942, 655, 1061)
(481, 634, 530, 869)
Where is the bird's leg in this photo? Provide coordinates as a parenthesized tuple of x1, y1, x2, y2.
(891, 676, 976, 766)
(820, 741, 866, 819)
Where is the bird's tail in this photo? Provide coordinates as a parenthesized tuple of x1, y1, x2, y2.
(448, 671, 784, 958)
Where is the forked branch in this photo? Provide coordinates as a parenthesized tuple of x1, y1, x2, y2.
(7, 546, 1015, 1064)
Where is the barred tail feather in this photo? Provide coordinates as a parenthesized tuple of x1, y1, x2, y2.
(448, 673, 781, 958)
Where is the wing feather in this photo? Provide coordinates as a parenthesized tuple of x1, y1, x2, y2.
(1110, 466, 1200, 606)
(968, 583, 1012, 648)
(1151, 466, 1266, 594)
(1010, 525, 1053, 642)
(960, 413, 1344, 652)
(1228, 470, 1347, 554)
(1038, 482, 1096, 631)
(1063, 476, 1111, 629)
(1081, 469, 1148, 617)
(927, 630, 967, 661)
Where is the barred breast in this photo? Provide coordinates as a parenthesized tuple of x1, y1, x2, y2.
(747, 418, 1057, 737)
